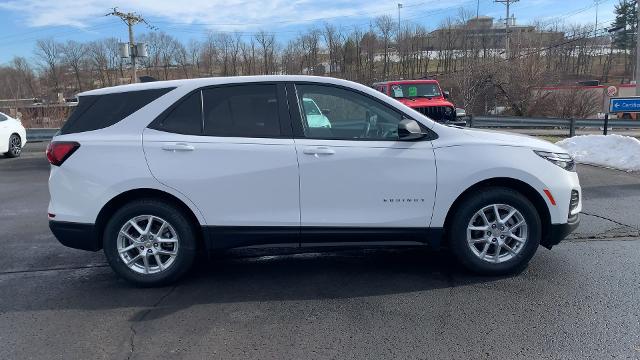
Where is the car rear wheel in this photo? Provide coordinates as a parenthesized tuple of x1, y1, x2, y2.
(448, 187, 541, 275)
(5, 134, 22, 158)
(103, 199, 197, 286)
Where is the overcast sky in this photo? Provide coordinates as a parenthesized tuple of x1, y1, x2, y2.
(0, 0, 617, 64)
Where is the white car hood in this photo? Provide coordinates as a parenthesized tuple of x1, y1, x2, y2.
(435, 126, 565, 153)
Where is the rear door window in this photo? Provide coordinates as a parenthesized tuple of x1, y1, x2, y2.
(151, 91, 203, 135)
(60, 87, 174, 135)
(202, 84, 281, 138)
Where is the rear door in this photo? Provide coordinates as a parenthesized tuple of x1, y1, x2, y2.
(143, 83, 300, 246)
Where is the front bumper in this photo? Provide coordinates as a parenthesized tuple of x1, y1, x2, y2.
(49, 220, 101, 251)
(541, 214, 580, 249)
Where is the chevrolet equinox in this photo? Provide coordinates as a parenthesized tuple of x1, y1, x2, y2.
(47, 75, 581, 286)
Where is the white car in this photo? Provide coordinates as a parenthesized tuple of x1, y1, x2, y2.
(47, 76, 581, 286)
(0, 112, 27, 158)
(302, 97, 331, 128)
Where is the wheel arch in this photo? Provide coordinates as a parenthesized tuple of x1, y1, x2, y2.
(95, 188, 205, 251)
(442, 177, 552, 248)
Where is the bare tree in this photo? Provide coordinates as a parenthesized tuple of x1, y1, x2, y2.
(1, 14, 617, 117)
(174, 41, 191, 78)
(34, 38, 62, 96)
(9, 57, 37, 98)
(255, 30, 276, 74)
(62, 40, 89, 91)
(375, 15, 394, 79)
(491, 56, 556, 116)
(322, 23, 340, 76)
(187, 39, 202, 77)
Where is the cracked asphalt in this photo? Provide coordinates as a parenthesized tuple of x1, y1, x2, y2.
(1, 143, 640, 359)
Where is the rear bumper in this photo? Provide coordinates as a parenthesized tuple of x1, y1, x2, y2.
(49, 220, 101, 251)
(541, 214, 580, 249)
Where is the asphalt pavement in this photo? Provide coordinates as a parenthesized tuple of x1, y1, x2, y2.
(1, 143, 639, 359)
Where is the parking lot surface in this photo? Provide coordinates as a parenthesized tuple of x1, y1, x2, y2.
(1, 144, 639, 359)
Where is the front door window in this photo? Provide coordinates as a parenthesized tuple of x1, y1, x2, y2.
(296, 84, 404, 140)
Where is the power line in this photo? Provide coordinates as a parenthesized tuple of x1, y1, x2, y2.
(150, 0, 476, 29)
(0, 22, 120, 46)
(158, 0, 477, 37)
(435, 23, 615, 76)
(150, 0, 434, 27)
(539, 0, 614, 23)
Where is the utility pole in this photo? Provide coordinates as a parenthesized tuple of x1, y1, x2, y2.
(397, 3, 403, 39)
(106, 8, 154, 83)
(495, 0, 519, 59)
(477, 0, 480, 18)
(594, 0, 600, 39)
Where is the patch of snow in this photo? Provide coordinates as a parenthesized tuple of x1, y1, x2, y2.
(556, 134, 640, 172)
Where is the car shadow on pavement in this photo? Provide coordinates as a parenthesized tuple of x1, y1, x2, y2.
(0, 247, 519, 317)
(128, 247, 514, 322)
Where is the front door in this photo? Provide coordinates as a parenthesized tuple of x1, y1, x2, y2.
(289, 83, 437, 241)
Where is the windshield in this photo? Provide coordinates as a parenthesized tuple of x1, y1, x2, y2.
(390, 84, 441, 99)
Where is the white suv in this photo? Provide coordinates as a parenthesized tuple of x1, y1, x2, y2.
(47, 76, 581, 286)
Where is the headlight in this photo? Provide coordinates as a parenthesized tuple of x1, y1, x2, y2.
(444, 107, 454, 120)
(534, 150, 575, 172)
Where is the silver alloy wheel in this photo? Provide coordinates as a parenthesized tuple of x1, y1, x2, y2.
(466, 204, 528, 264)
(9, 135, 21, 156)
(117, 215, 179, 274)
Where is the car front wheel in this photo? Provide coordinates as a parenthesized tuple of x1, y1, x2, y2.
(448, 187, 541, 275)
(103, 199, 197, 286)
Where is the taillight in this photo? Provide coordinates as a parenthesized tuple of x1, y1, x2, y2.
(46, 141, 80, 166)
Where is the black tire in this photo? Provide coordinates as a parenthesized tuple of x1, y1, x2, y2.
(448, 187, 541, 275)
(103, 199, 197, 287)
(5, 134, 22, 158)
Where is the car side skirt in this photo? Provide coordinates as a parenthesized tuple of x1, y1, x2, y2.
(50, 220, 446, 252)
(204, 226, 445, 251)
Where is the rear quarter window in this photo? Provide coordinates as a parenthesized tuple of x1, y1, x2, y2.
(60, 87, 174, 135)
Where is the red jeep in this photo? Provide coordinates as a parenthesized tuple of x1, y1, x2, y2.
(372, 79, 466, 126)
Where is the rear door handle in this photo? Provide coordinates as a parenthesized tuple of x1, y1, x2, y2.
(161, 143, 195, 152)
(303, 146, 335, 156)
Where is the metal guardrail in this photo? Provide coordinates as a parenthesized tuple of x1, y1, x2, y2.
(25, 116, 640, 141)
(26, 128, 59, 141)
(469, 116, 640, 136)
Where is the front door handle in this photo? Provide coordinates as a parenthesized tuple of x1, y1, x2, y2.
(161, 143, 195, 152)
(303, 146, 335, 157)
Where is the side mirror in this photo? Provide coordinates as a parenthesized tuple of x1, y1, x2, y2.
(398, 119, 425, 140)
(443, 91, 450, 99)
(321, 109, 331, 115)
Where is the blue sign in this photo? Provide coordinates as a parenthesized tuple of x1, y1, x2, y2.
(610, 97, 640, 113)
